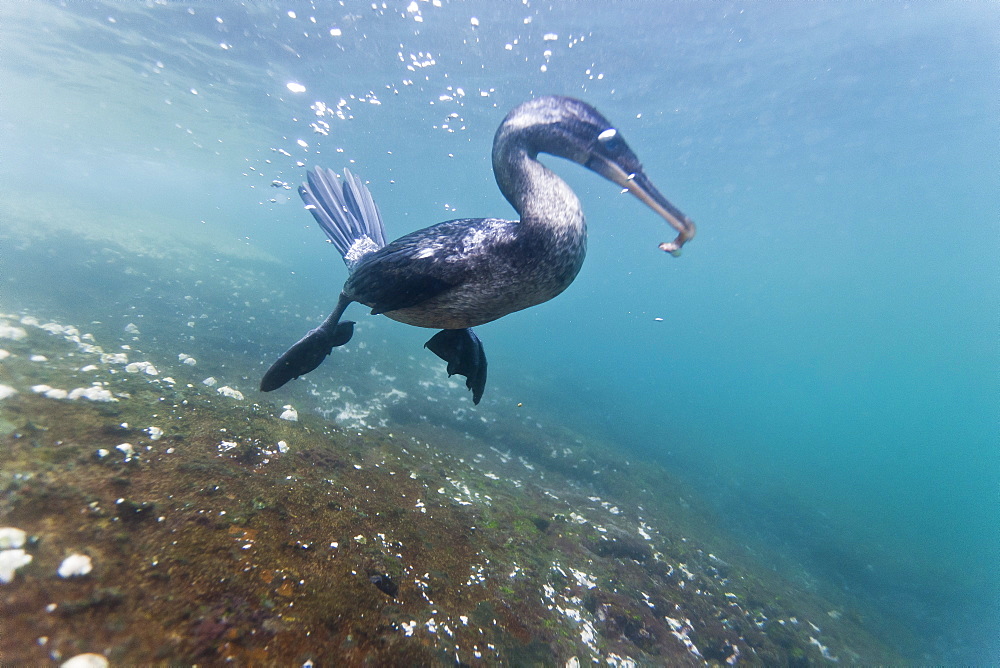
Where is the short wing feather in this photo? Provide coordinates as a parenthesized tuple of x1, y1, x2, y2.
(346, 217, 518, 315)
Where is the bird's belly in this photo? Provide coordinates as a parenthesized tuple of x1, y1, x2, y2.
(384, 273, 571, 330)
(366, 222, 587, 330)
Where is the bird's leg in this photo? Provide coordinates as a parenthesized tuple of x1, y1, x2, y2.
(260, 293, 354, 392)
(425, 328, 488, 404)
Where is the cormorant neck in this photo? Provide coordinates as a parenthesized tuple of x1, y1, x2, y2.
(492, 123, 585, 231)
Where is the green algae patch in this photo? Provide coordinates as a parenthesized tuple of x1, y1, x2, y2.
(0, 317, 903, 665)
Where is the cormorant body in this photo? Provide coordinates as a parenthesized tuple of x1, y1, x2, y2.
(260, 95, 695, 404)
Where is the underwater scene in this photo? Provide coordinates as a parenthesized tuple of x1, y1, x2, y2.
(0, 1, 996, 665)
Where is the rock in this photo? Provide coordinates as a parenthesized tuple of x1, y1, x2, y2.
(0, 527, 27, 549)
(61, 653, 109, 668)
(0, 549, 32, 584)
(58, 553, 93, 578)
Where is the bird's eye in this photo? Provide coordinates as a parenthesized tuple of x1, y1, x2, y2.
(597, 127, 625, 153)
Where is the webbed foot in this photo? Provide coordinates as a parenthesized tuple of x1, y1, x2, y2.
(425, 328, 488, 404)
(260, 320, 354, 392)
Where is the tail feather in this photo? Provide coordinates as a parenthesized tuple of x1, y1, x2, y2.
(300, 168, 351, 251)
(340, 170, 386, 247)
(299, 167, 386, 268)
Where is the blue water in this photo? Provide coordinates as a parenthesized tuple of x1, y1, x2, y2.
(1, 1, 997, 662)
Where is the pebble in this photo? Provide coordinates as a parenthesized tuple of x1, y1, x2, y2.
(0, 549, 32, 584)
(125, 361, 158, 375)
(68, 385, 116, 402)
(0, 324, 27, 340)
(60, 653, 109, 668)
(58, 553, 93, 578)
(217, 386, 244, 400)
(0, 527, 27, 549)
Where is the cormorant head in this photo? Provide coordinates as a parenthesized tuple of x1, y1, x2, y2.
(503, 95, 696, 255)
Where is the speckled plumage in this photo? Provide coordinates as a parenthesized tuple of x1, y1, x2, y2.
(343, 98, 600, 329)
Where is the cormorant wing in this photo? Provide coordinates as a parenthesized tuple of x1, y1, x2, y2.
(361, 271, 457, 316)
(346, 217, 516, 315)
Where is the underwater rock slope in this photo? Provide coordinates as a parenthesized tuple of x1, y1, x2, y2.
(0, 312, 901, 664)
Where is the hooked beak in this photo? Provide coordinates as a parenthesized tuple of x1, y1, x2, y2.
(598, 160, 696, 257)
(623, 171, 696, 256)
